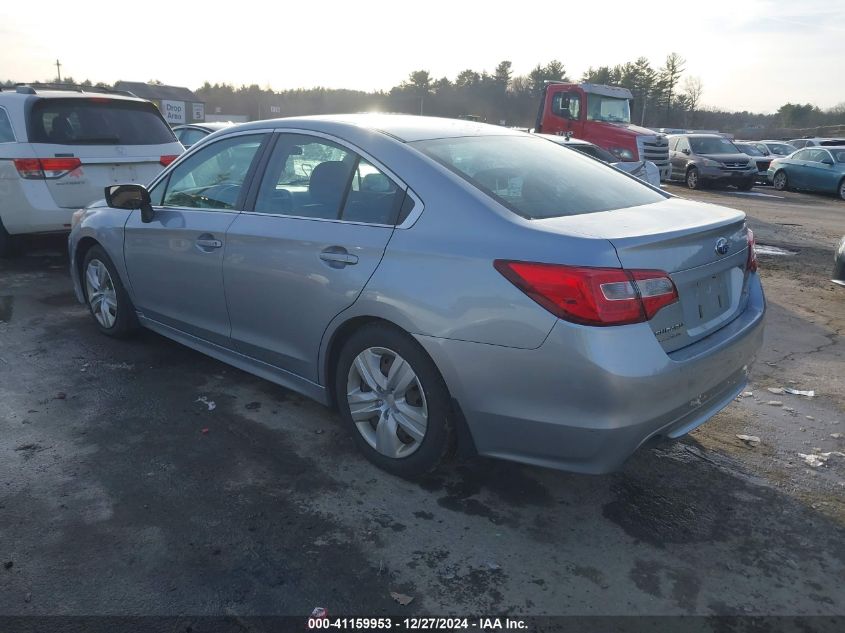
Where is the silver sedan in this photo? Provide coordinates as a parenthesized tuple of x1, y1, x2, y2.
(69, 114, 765, 478)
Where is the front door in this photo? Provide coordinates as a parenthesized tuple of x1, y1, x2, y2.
(224, 132, 406, 382)
(124, 132, 268, 346)
(803, 149, 839, 192)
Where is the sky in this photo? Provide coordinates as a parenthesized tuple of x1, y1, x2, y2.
(1, 0, 842, 114)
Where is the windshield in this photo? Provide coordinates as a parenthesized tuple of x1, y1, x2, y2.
(28, 98, 176, 145)
(586, 94, 631, 123)
(689, 137, 740, 155)
(413, 135, 666, 220)
(766, 143, 796, 155)
(735, 143, 764, 156)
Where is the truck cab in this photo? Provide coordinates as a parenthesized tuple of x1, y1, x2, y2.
(535, 82, 670, 181)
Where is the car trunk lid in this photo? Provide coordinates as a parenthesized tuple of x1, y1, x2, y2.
(535, 197, 750, 352)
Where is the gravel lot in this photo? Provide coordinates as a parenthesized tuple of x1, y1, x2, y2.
(1, 185, 843, 620)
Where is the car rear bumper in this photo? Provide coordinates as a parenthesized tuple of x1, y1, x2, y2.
(0, 178, 75, 234)
(416, 273, 765, 474)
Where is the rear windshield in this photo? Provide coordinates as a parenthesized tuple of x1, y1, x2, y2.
(413, 135, 666, 219)
(28, 98, 176, 145)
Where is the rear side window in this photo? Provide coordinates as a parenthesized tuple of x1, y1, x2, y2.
(414, 135, 666, 220)
(254, 134, 405, 224)
(28, 98, 176, 145)
(0, 107, 14, 143)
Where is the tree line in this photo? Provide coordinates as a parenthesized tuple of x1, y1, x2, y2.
(3, 55, 844, 136)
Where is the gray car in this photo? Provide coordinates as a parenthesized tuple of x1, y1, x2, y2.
(668, 133, 759, 190)
(68, 114, 765, 478)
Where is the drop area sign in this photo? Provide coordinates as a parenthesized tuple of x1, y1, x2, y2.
(161, 100, 186, 124)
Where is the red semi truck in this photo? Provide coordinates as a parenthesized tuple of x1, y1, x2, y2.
(534, 82, 671, 181)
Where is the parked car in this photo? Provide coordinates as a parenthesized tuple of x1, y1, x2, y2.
(768, 146, 845, 199)
(0, 84, 183, 257)
(667, 134, 759, 190)
(733, 142, 773, 184)
(69, 114, 765, 478)
(173, 121, 234, 149)
(538, 134, 661, 187)
(833, 235, 845, 288)
(757, 140, 798, 157)
(789, 137, 845, 149)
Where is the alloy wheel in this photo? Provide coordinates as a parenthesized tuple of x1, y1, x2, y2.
(773, 172, 787, 191)
(346, 347, 428, 459)
(687, 169, 698, 189)
(85, 259, 118, 329)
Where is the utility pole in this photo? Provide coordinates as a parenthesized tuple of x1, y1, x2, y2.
(55, 59, 62, 83)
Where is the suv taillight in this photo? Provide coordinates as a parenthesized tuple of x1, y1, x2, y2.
(746, 228, 758, 272)
(494, 261, 679, 326)
(14, 157, 81, 180)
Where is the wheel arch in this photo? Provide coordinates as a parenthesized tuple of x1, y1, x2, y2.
(74, 236, 103, 298)
(320, 314, 478, 458)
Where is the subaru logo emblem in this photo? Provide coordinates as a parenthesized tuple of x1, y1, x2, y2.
(715, 237, 730, 255)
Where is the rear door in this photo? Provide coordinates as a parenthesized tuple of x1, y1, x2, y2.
(26, 97, 182, 208)
(124, 131, 268, 346)
(223, 132, 405, 382)
(787, 149, 811, 188)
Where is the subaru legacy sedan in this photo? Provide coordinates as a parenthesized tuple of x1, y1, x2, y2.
(69, 114, 765, 478)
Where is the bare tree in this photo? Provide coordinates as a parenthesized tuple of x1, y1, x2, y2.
(682, 76, 704, 126)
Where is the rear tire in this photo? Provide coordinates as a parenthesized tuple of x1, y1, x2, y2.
(334, 324, 454, 479)
(81, 245, 139, 338)
(838, 178, 845, 201)
(772, 170, 788, 191)
(686, 166, 702, 190)
(0, 218, 17, 259)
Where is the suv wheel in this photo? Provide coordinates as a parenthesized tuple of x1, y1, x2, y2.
(686, 166, 701, 190)
(82, 245, 139, 337)
(737, 179, 755, 191)
(772, 170, 788, 191)
(335, 324, 454, 479)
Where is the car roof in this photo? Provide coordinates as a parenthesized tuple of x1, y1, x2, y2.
(229, 113, 524, 143)
(0, 89, 149, 105)
(667, 133, 725, 139)
(174, 122, 233, 131)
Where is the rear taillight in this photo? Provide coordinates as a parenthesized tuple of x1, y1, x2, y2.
(494, 260, 679, 326)
(159, 154, 178, 166)
(13, 157, 81, 179)
(746, 228, 758, 272)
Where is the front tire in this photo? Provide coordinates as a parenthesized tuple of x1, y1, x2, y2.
(335, 324, 454, 478)
(838, 178, 845, 201)
(82, 245, 139, 338)
(686, 166, 702, 190)
(737, 179, 755, 191)
(772, 170, 788, 191)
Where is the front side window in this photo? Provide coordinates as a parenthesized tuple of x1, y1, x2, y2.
(414, 135, 666, 220)
(255, 134, 404, 224)
(832, 150, 845, 163)
(28, 98, 175, 145)
(676, 137, 690, 153)
(162, 134, 265, 210)
(552, 92, 581, 121)
(0, 107, 14, 143)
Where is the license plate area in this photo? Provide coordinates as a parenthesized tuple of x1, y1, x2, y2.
(695, 273, 729, 323)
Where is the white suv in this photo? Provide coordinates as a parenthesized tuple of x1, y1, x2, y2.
(0, 84, 184, 256)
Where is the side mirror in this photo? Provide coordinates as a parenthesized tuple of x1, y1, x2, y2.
(105, 184, 155, 223)
(681, 148, 691, 155)
(822, 158, 834, 166)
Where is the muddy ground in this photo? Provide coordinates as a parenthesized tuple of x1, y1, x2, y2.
(0, 184, 843, 621)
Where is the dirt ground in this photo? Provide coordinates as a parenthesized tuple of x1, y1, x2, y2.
(0, 184, 843, 621)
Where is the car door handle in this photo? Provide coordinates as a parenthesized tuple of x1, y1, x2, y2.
(196, 238, 223, 249)
(319, 248, 359, 267)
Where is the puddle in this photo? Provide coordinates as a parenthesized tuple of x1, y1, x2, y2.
(755, 244, 797, 256)
(0, 295, 14, 322)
